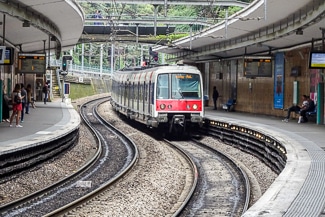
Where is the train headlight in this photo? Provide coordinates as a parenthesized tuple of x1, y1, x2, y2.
(160, 104, 166, 110)
(193, 104, 198, 110)
(167, 104, 172, 109)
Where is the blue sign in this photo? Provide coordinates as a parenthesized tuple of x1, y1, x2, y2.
(274, 52, 284, 109)
(64, 83, 70, 95)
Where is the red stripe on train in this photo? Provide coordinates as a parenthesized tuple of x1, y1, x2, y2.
(156, 100, 203, 111)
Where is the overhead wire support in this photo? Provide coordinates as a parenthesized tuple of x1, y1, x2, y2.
(264, 0, 267, 20)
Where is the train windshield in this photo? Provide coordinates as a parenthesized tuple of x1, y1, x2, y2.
(157, 73, 201, 99)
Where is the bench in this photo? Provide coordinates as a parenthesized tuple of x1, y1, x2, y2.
(306, 106, 317, 117)
(293, 106, 317, 120)
(222, 98, 236, 112)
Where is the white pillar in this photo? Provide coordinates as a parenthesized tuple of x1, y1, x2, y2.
(100, 44, 103, 76)
(111, 44, 114, 74)
(81, 43, 84, 73)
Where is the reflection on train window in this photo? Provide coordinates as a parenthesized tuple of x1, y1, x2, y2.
(157, 74, 169, 99)
(171, 73, 201, 99)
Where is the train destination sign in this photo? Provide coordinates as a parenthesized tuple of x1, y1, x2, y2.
(18, 53, 46, 74)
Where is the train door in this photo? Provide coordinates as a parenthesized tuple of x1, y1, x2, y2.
(145, 81, 149, 116)
(148, 71, 154, 116)
(148, 81, 151, 115)
(142, 81, 146, 117)
(127, 81, 131, 109)
(137, 81, 140, 113)
(132, 82, 135, 110)
(123, 82, 127, 108)
(143, 72, 148, 116)
(119, 75, 124, 106)
(139, 83, 143, 115)
(119, 81, 122, 105)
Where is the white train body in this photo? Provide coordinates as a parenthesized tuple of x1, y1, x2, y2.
(111, 64, 204, 133)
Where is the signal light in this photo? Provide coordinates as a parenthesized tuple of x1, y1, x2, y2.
(62, 62, 67, 71)
(62, 55, 72, 71)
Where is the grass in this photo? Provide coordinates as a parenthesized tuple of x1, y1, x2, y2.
(69, 83, 97, 100)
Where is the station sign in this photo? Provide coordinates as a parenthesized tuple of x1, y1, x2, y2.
(0, 47, 14, 65)
(244, 56, 273, 78)
(0, 46, 5, 64)
(18, 53, 46, 74)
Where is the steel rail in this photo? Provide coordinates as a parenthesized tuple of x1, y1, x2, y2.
(45, 98, 139, 216)
(163, 139, 199, 217)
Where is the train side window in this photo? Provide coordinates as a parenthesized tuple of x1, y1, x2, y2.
(157, 74, 168, 99)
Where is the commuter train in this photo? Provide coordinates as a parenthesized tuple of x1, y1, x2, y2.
(110, 64, 204, 135)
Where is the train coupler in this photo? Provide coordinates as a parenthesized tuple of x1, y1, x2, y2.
(172, 115, 185, 127)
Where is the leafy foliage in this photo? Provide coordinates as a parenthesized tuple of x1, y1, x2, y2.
(75, 1, 254, 68)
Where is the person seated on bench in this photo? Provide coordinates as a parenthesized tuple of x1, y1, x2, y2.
(300, 96, 315, 123)
(222, 98, 236, 111)
(282, 95, 309, 122)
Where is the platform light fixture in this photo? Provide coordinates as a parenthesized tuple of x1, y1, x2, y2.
(22, 20, 30, 27)
(296, 28, 303, 35)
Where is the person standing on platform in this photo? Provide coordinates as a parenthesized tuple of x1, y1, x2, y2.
(2, 83, 10, 122)
(20, 83, 27, 123)
(212, 86, 219, 110)
(25, 84, 34, 113)
(9, 83, 24, 128)
(42, 82, 48, 104)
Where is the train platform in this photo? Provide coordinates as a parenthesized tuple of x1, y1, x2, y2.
(204, 107, 325, 216)
(0, 98, 80, 155)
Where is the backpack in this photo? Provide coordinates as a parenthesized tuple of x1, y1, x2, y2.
(14, 94, 21, 104)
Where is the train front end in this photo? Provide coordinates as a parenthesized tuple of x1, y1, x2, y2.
(152, 66, 204, 134)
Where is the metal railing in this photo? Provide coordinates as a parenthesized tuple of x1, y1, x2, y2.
(51, 59, 112, 78)
(68, 64, 112, 78)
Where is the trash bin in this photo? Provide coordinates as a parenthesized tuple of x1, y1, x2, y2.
(204, 95, 209, 107)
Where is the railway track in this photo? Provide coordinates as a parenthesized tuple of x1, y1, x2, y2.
(0, 98, 138, 216)
(66, 103, 251, 216)
(0, 97, 279, 216)
(166, 139, 250, 216)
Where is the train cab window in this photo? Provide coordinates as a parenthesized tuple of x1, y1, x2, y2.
(157, 74, 169, 99)
(171, 73, 201, 99)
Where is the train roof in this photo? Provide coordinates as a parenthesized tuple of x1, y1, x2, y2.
(115, 63, 200, 74)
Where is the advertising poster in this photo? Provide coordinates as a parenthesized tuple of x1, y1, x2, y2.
(274, 52, 285, 109)
(310, 69, 322, 104)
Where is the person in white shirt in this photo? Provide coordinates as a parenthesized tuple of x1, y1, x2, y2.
(282, 95, 309, 123)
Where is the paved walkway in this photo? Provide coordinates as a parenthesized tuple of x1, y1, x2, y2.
(0, 98, 80, 154)
(205, 107, 325, 149)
